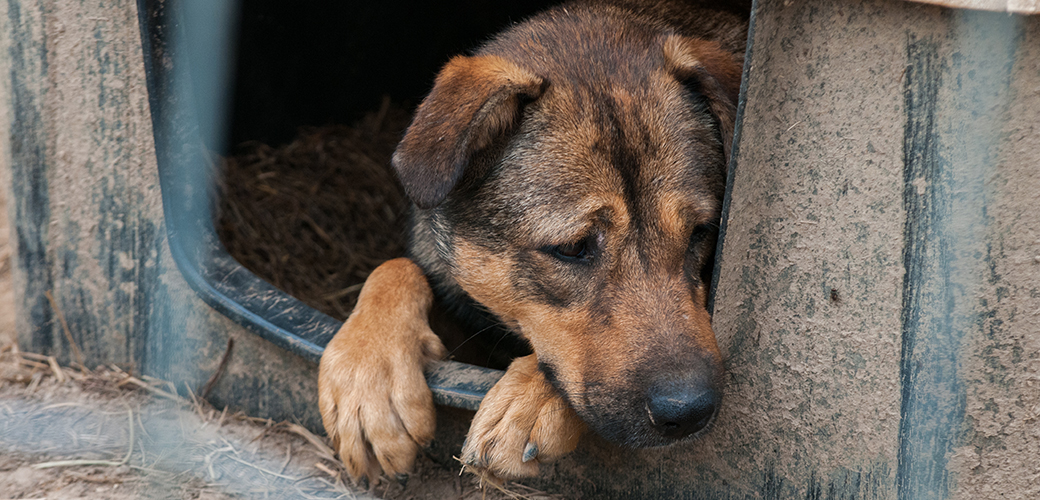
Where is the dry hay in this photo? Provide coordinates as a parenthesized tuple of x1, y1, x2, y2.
(216, 98, 412, 320)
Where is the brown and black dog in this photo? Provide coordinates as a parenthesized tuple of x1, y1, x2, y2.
(318, 0, 747, 484)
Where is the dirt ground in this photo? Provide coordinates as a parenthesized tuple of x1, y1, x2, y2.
(0, 356, 557, 500)
(0, 176, 552, 500)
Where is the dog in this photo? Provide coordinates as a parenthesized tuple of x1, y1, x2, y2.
(318, 0, 747, 484)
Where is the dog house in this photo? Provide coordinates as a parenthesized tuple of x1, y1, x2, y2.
(4, 0, 1039, 498)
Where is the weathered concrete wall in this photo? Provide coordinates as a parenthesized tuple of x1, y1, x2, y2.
(511, 1, 1040, 498)
(1, 0, 323, 431)
(709, 0, 1040, 498)
(905, 0, 1040, 14)
(686, 0, 910, 496)
(0, 1, 14, 349)
(943, 15, 1040, 499)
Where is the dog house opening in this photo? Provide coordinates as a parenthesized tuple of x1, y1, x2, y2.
(140, 0, 562, 410)
(141, 0, 744, 411)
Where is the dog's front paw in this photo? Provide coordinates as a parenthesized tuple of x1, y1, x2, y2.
(318, 258, 447, 485)
(462, 354, 586, 481)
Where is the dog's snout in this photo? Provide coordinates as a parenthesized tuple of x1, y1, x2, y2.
(646, 379, 719, 440)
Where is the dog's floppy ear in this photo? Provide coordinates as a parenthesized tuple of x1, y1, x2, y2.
(663, 36, 743, 162)
(392, 55, 546, 209)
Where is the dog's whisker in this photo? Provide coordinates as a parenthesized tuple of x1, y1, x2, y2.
(443, 323, 501, 359)
(484, 331, 520, 368)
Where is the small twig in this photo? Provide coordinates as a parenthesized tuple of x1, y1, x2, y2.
(322, 283, 365, 301)
(204, 447, 223, 481)
(300, 213, 335, 246)
(220, 436, 240, 456)
(65, 368, 86, 381)
(310, 475, 355, 498)
(33, 408, 135, 469)
(19, 351, 54, 362)
(314, 461, 339, 480)
(281, 422, 339, 463)
(46, 356, 66, 383)
(39, 402, 87, 411)
(117, 376, 182, 401)
(240, 415, 275, 426)
(201, 338, 234, 399)
(224, 453, 300, 481)
(65, 470, 130, 484)
(44, 290, 84, 367)
(26, 372, 44, 394)
(217, 405, 229, 427)
(17, 357, 49, 370)
(279, 442, 293, 475)
(184, 381, 204, 418)
(454, 456, 539, 500)
(136, 409, 153, 441)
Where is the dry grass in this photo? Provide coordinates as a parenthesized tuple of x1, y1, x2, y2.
(0, 348, 557, 499)
(0, 346, 355, 498)
(216, 99, 412, 320)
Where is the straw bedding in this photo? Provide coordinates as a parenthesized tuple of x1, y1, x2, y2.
(216, 100, 412, 320)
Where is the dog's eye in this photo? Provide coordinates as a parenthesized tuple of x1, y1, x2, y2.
(545, 235, 595, 263)
(687, 223, 718, 258)
(557, 240, 590, 258)
(686, 223, 719, 286)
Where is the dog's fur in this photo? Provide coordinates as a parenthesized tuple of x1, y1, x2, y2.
(319, 0, 748, 483)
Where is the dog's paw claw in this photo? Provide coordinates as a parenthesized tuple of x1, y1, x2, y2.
(522, 442, 538, 463)
(462, 354, 586, 480)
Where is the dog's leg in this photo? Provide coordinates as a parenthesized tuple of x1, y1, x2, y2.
(462, 354, 587, 481)
(318, 258, 447, 484)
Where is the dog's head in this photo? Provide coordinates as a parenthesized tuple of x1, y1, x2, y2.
(393, 18, 742, 448)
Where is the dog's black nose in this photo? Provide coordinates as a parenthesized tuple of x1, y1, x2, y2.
(646, 380, 719, 440)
